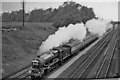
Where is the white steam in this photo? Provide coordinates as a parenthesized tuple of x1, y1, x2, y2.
(85, 19, 113, 36)
(38, 18, 113, 54)
(104, 20, 113, 30)
(38, 23, 87, 54)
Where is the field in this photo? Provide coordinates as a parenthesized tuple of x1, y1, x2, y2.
(2, 22, 57, 77)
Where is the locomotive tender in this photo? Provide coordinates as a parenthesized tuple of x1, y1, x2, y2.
(28, 35, 98, 79)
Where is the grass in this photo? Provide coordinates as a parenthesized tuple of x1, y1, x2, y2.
(2, 22, 57, 77)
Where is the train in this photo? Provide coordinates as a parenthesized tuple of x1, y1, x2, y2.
(28, 34, 99, 79)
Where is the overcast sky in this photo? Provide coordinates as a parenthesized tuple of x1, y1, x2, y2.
(1, 0, 119, 21)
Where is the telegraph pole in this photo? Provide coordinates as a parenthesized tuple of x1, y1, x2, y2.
(22, 0, 25, 26)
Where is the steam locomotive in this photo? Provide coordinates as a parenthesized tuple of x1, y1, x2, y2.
(28, 35, 98, 79)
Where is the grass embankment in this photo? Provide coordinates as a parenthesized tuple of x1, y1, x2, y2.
(2, 22, 57, 77)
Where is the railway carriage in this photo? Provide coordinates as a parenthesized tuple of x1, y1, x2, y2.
(83, 35, 98, 47)
(65, 40, 83, 55)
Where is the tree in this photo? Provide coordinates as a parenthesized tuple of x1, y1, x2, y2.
(2, 1, 96, 26)
(9, 11, 17, 22)
(15, 10, 24, 22)
(2, 12, 10, 22)
(52, 1, 95, 27)
(28, 9, 45, 22)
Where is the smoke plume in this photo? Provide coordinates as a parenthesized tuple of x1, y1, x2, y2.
(85, 19, 113, 36)
(38, 23, 87, 54)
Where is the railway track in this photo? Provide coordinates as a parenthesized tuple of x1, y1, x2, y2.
(86, 32, 117, 78)
(95, 33, 117, 78)
(62, 30, 115, 79)
(107, 33, 119, 78)
(86, 29, 118, 79)
(2, 65, 31, 80)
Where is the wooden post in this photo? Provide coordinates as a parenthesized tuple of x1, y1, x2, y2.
(22, 0, 25, 26)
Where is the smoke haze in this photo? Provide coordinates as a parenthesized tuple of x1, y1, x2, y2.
(85, 19, 113, 36)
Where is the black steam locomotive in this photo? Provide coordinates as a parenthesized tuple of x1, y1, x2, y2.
(28, 35, 98, 79)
